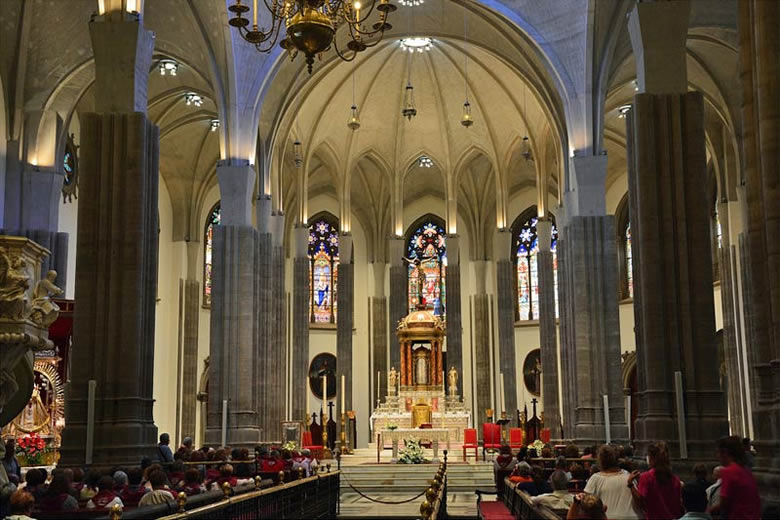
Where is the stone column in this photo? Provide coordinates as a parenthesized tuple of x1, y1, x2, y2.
(180, 241, 200, 441)
(537, 219, 561, 439)
(204, 162, 262, 446)
(388, 238, 406, 374)
(291, 225, 310, 422)
(495, 230, 518, 420)
(472, 261, 491, 426)
(627, 0, 728, 460)
(556, 227, 576, 437)
(371, 262, 388, 405)
(59, 14, 159, 467)
(336, 233, 354, 418)
(738, 0, 780, 504)
(446, 236, 464, 397)
(559, 156, 627, 446)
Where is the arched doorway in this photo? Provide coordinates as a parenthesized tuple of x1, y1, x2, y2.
(622, 351, 637, 441)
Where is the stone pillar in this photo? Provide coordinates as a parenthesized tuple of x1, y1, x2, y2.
(291, 225, 310, 422)
(446, 236, 464, 397)
(472, 260, 491, 426)
(494, 230, 518, 420)
(371, 262, 388, 405)
(336, 233, 354, 418)
(59, 13, 159, 466)
(205, 163, 262, 446)
(388, 238, 406, 375)
(738, 0, 780, 505)
(628, 0, 728, 459)
(556, 229, 576, 437)
(537, 219, 562, 439)
(719, 243, 743, 436)
(180, 275, 199, 442)
(559, 156, 627, 446)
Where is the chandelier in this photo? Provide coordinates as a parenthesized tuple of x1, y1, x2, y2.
(399, 37, 432, 53)
(398, 0, 423, 5)
(228, 0, 397, 73)
(418, 155, 433, 168)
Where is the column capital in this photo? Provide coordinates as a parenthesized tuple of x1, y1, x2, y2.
(293, 224, 309, 258)
(339, 233, 353, 265)
(216, 163, 255, 227)
(371, 262, 387, 297)
(89, 17, 154, 113)
(566, 155, 608, 218)
(628, 0, 690, 95)
(537, 219, 553, 253)
(446, 235, 460, 267)
(389, 236, 405, 267)
(494, 228, 512, 262)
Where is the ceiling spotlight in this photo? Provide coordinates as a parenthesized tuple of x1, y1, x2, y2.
(418, 155, 433, 168)
(618, 105, 632, 118)
(399, 37, 433, 53)
(399, 0, 423, 5)
(185, 93, 203, 107)
(159, 58, 179, 76)
(632, 79, 639, 92)
(210, 119, 220, 131)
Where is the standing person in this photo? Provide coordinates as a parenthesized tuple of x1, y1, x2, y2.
(157, 433, 174, 463)
(679, 482, 712, 520)
(628, 441, 682, 520)
(584, 445, 641, 519)
(2, 439, 21, 481)
(742, 437, 755, 469)
(705, 466, 722, 512)
(707, 436, 761, 520)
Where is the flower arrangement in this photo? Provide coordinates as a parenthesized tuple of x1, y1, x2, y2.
(529, 439, 546, 454)
(398, 438, 428, 464)
(282, 440, 298, 452)
(16, 432, 49, 466)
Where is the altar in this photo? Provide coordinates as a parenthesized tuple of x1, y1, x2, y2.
(370, 308, 470, 442)
(381, 428, 450, 460)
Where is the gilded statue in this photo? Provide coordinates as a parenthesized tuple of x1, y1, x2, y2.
(29, 270, 63, 328)
(0, 247, 30, 319)
(448, 366, 458, 397)
(388, 366, 397, 393)
(20, 384, 50, 433)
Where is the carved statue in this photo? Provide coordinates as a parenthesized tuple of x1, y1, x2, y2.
(20, 383, 50, 433)
(29, 270, 63, 328)
(402, 256, 427, 307)
(0, 247, 30, 319)
(448, 366, 458, 397)
(388, 366, 397, 394)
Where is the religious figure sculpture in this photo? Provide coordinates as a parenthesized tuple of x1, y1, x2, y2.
(533, 357, 542, 395)
(388, 366, 397, 395)
(20, 383, 50, 433)
(0, 247, 30, 319)
(29, 271, 63, 328)
(415, 355, 428, 386)
(448, 366, 458, 397)
(403, 256, 428, 308)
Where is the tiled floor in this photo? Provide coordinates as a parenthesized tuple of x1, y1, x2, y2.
(338, 491, 479, 519)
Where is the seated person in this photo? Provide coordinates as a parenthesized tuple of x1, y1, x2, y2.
(533, 470, 574, 510)
(567, 493, 607, 520)
(87, 476, 124, 509)
(692, 464, 713, 489)
(494, 445, 517, 473)
(38, 473, 78, 512)
(291, 450, 311, 477)
(302, 449, 318, 473)
(509, 461, 537, 495)
(138, 470, 175, 507)
(142, 463, 163, 490)
(71, 468, 86, 496)
(532, 465, 552, 495)
(113, 470, 128, 494)
(6, 490, 35, 520)
(21, 469, 46, 502)
(281, 449, 294, 471)
(260, 450, 286, 473)
(181, 469, 206, 496)
(167, 461, 186, 488)
(121, 468, 148, 507)
(80, 469, 100, 501)
(210, 464, 238, 490)
(554, 456, 572, 481)
(568, 463, 588, 492)
(679, 482, 712, 520)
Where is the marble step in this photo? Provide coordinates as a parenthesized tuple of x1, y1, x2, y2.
(339, 463, 495, 493)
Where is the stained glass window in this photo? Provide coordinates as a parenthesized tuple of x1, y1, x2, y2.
(406, 218, 447, 317)
(203, 202, 221, 307)
(309, 214, 339, 324)
(626, 223, 634, 299)
(62, 134, 78, 203)
(513, 213, 558, 321)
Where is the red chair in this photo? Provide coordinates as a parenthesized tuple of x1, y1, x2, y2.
(508, 428, 524, 451)
(482, 423, 502, 461)
(302, 431, 323, 460)
(463, 428, 479, 461)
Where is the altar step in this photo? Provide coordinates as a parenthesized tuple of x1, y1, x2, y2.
(339, 461, 495, 494)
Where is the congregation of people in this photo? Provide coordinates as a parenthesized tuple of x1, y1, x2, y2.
(1, 432, 319, 519)
(493, 435, 762, 520)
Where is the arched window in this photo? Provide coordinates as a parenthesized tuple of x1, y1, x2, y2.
(406, 216, 447, 317)
(62, 133, 78, 203)
(203, 202, 221, 307)
(711, 187, 722, 282)
(309, 213, 339, 324)
(511, 209, 558, 321)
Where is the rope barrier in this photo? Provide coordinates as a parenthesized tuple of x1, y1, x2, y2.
(340, 470, 433, 505)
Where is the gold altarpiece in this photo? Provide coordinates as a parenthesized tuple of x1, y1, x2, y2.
(371, 309, 470, 440)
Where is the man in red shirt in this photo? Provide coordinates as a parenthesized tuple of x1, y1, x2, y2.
(709, 435, 761, 520)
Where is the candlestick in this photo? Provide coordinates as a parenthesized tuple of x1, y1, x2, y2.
(322, 375, 327, 405)
(341, 375, 346, 413)
(253, 0, 258, 27)
(500, 372, 506, 413)
(377, 371, 380, 405)
(305, 383, 310, 426)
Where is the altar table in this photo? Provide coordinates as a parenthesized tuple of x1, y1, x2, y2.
(380, 428, 451, 461)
